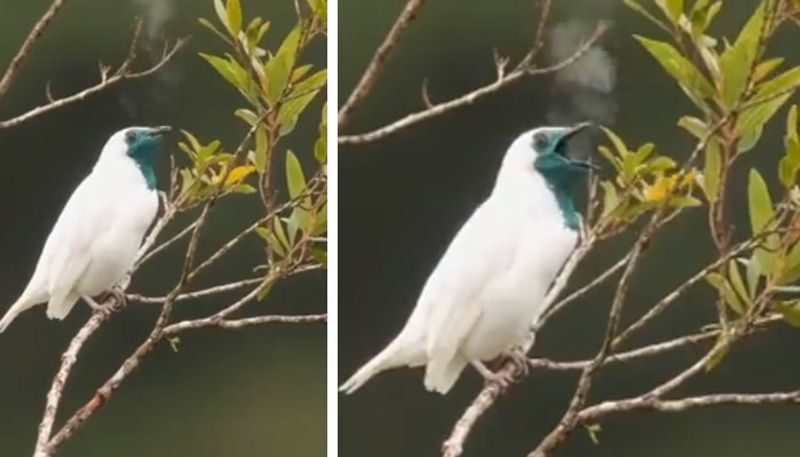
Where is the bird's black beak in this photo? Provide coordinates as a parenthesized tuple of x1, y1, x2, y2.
(562, 121, 593, 142)
(559, 122, 599, 171)
(150, 126, 172, 136)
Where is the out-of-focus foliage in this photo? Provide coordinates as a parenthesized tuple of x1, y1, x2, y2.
(603, 0, 800, 360)
(186, 0, 327, 291)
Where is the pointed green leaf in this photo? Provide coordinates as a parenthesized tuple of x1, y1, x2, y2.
(264, 26, 301, 104)
(718, 3, 764, 107)
(702, 139, 721, 202)
(226, 0, 242, 35)
(776, 301, 800, 327)
(285, 150, 306, 199)
(728, 260, 751, 302)
(706, 273, 745, 314)
(748, 168, 774, 234)
(635, 36, 715, 109)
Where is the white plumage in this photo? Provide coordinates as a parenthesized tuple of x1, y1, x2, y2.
(0, 127, 166, 333)
(341, 125, 592, 394)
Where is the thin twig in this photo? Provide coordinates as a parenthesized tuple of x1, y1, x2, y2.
(338, 0, 428, 129)
(0, 25, 188, 130)
(33, 310, 111, 457)
(164, 313, 326, 334)
(340, 23, 607, 146)
(0, 0, 67, 100)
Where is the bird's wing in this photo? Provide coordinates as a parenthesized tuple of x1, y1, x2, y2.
(31, 174, 112, 302)
(420, 202, 517, 367)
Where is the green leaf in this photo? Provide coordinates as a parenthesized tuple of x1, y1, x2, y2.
(600, 181, 620, 219)
(198, 18, 232, 43)
(752, 57, 784, 83)
(702, 139, 721, 202)
(257, 279, 276, 301)
(273, 218, 291, 252)
(677, 116, 708, 140)
(738, 67, 800, 135)
(226, 0, 242, 35)
(776, 301, 800, 327)
(235, 108, 259, 126)
(788, 105, 799, 143)
(315, 103, 327, 164)
(254, 126, 269, 173)
(264, 26, 301, 104)
(601, 127, 629, 157)
(743, 256, 760, 297)
(199, 53, 247, 90)
(728, 260, 751, 302)
(635, 36, 715, 109)
(213, 0, 230, 34)
(598, 146, 621, 171)
(737, 125, 763, 153)
(718, 3, 765, 107)
(278, 69, 327, 135)
(285, 150, 306, 200)
(748, 168, 774, 234)
(706, 273, 745, 314)
(705, 336, 730, 371)
(655, 0, 683, 23)
(624, 0, 670, 31)
(779, 241, 800, 284)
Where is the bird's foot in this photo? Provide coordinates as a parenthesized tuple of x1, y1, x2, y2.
(83, 290, 125, 315)
(471, 361, 514, 390)
(503, 348, 531, 378)
(108, 288, 127, 308)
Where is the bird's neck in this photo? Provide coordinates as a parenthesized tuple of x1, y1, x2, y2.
(127, 145, 158, 190)
(492, 167, 580, 231)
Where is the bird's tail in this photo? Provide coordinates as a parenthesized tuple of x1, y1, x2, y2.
(0, 296, 37, 333)
(46, 293, 80, 321)
(339, 335, 422, 394)
(424, 355, 468, 395)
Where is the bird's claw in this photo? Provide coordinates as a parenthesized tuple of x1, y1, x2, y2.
(504, 348, 531, 378)
(471, 361, 515, 391)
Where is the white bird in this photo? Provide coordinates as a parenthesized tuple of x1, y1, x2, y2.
(0, 126, 170, 333)
(340, 123, 595, 394)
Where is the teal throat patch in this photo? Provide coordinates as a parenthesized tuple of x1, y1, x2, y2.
(127, 133, 161, 190)
(533, 152, 588, 231)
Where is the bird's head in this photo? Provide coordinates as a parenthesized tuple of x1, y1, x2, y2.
(100, 126, 172, 190)
(501, 122, 596, 189)
(496, 123, 596, 230)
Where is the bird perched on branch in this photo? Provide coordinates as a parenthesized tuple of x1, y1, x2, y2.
(0, 126, 171, 333)
(341, 123, 596, 394)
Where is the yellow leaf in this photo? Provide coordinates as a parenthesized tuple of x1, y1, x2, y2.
(225, 165, 256, 186)
(643, 175, 677, 202)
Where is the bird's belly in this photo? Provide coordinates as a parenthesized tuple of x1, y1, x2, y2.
(76, 232, 141, 296)
(461, 225, 577, 362)
(462, 289, 545, 361)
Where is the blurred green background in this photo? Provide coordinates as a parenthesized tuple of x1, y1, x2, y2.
(339, 1, 800, 456)
(0, 1, 325, 456)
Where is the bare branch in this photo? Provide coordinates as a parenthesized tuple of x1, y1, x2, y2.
(0, 0, 67, 100)
(164, 313, 327, 334)
(581, 390, 800, 418)
(129, 277, 263, 304)
(338, 0, 428, 129)
(33, 309, 113, 457)
(0, 24, 189, 130)
(340, 23, 608, 146)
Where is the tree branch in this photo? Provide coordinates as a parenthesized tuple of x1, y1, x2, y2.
(0, 0, 67, 100)
(0, 20, 189, 130)
(338, 0, 428, 129)
(339, 22, 608, 146)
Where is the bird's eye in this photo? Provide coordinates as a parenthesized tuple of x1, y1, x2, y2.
(532, 133, 549, 151)
(124, 131, 136, 143)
